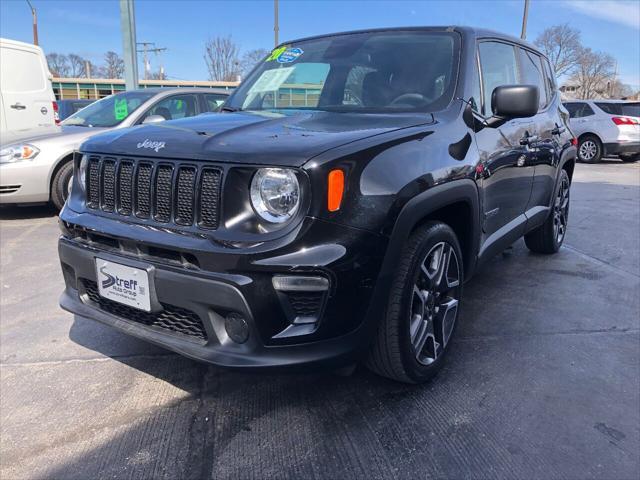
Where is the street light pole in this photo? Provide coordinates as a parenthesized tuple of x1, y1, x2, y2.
(520, 0, 530, 40)
(25, 0, 38, 46)
(274, 0, 279, 47)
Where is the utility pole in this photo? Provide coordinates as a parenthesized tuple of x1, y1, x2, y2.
(25, 0, 38, 46)
(520, 0, 530, 40)
(137, 43, 167, 80)
(274, 0, 279, 46)
(119, 0, 138, 90)
(137, 42, 153, 80)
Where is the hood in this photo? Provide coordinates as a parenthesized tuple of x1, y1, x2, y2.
(81, 111, 435, 166)
(1, 125, 108, 147)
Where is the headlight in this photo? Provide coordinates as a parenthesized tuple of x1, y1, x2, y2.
(0, 144, 40, 164)
(78, 154, 88, 193)
(250, 168, 300, 223)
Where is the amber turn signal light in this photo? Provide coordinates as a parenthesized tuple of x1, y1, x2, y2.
(327, 169, 345, 212)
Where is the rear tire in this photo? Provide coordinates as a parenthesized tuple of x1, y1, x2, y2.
(367, 221, 463, 384)
(620, 153, 640, 163)
(525, 169, 570, 254)
(51, 161, 73, 211)
(577, 135, 602, 163)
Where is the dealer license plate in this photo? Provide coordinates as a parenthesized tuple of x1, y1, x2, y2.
(95, 258, 151, 312)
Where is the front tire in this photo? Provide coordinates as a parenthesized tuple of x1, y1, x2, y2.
(51, 161, 73, 211)
(367, 222, 463, 384)
(577, 135, 602, 163)
(525, 169, 570, 254)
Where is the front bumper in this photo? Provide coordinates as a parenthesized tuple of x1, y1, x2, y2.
(0, 160, 51, 204)
(604, 141, 640, 156)
(58, 211, 387, 369)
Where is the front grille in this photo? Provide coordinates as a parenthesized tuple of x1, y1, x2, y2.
(86, 156, 223, 229)
(83, 280, 208, 341)
(0, 185, 21, 194)
(286, 291, 325, 317)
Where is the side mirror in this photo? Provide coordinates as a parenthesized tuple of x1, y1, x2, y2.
(142, 114, 166, 125)
(485, 85, 539, 128)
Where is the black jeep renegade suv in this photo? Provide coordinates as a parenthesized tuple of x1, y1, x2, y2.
(58, 27, 576, 383)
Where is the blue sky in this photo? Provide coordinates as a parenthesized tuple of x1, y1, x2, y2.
(1, 0, 639, 87)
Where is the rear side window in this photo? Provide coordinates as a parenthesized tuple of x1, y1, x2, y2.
(0, 47, 46, 92)
(204, 93, 228, 112)
(478, 42, 518, 116)
(518, 48, 547, 109)
(595, 102, 640, 117)
(542, 57, 557, 97)
(564, 102, 595, 118)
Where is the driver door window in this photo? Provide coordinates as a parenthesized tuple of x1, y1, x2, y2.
(141, 94, 199, 123)
(478, 41, 518, 116)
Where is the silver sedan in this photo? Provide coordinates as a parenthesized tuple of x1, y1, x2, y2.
(0, 87, 229, 209)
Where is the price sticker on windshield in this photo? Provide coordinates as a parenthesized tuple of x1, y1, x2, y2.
(114, 98, 128, 121)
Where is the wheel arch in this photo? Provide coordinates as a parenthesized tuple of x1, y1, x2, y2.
(577, 131, 603, 147)
(360, 179, 480, 345)
(48, 152, 75, 199)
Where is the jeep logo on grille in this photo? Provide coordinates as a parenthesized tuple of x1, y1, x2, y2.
(137, 139, 166, 152)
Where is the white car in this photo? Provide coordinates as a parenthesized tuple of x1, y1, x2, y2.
(563, 100, 639, 163)
(0, 38, 58, 135)
(0, 87, 229, 209)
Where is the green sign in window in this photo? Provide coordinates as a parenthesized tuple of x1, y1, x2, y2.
(114, 98, 128, 120)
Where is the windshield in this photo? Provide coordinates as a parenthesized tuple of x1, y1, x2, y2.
(226, 30, 459, 113)
(62, 91, 155, 127)
(595, 102, 640, 118)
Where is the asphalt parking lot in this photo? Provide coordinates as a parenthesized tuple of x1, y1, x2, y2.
(1, 160, 639, 480)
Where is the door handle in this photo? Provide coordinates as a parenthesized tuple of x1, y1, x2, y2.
(10, 103, 26, 110)
(551, 123, 566, 136)
(519, 133, 539, 146)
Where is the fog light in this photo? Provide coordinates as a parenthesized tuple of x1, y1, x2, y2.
(272, 275, 329, 292)
(225, 313, 249, 343)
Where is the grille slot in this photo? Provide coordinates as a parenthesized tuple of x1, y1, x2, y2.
(86, 156, 222, 231)
(135, 163, 153, 218)
(175, 167, 196, 225)
(199, 168, 222, 229)
(101, 160, 116, 211)
(87, 157, 100, 208)
(154, 165, 173, 223)
(83, 280, 208, 341)
(118, 162, 134, 215)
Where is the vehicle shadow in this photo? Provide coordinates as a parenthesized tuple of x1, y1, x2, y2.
(64, 315, 426, 479)
(0, 204, 58, 220)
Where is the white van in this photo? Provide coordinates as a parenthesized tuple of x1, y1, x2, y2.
(0, 38, 58, 137)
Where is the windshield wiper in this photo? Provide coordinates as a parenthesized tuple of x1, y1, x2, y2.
(220, 106, 242, 113)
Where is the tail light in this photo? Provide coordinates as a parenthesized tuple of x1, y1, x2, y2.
(570, 138, 578, 146)
(53, 101, 60, 125)
(612, 116, 638, 126)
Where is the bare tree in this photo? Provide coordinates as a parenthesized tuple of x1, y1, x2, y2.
(46, 53, 69, 77)
(149, 70, 168, 80)
(204, 36, 240, 81)
(67, 54, 86, 77)
(571, 48, 616, 99)
(103, 51, 125, 79)
(534, 24, 582, 78)
(240, 48, 269, 77)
